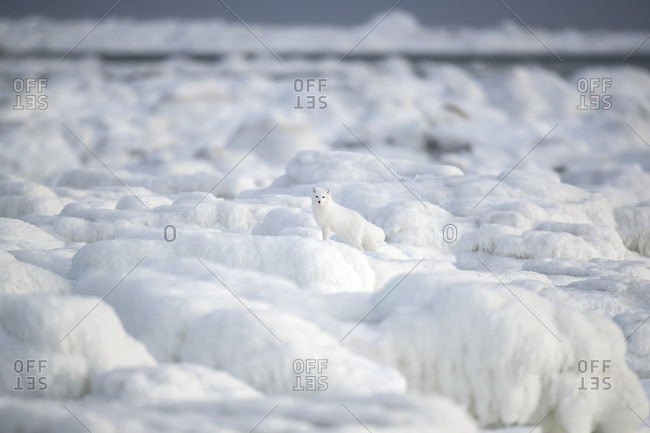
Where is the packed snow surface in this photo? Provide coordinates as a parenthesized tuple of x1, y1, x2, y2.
(1, 11, 650, 433)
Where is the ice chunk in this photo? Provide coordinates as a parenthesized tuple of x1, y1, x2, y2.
(456, 221, 627, 261)
(615, 202, 650, 257)
(0, 295, 155, 399)
(92, 363, 261, 402)
(0, 218, 64, 251)
(0, 252, 70, 294)
(348, 271, 648, 432)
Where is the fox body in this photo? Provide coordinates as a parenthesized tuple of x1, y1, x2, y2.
(311, 187, 385, 251)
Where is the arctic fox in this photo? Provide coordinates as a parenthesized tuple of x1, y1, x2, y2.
(311, 187, 385, 251)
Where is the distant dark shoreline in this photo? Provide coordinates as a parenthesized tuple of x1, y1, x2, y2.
(3, 51, 648, 73)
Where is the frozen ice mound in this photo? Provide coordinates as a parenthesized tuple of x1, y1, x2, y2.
(456, 221, 627, 261)
(0, 392, 479, 433)
(180, 307, 407, 395)
(0, 294, 155, 399)
(56, 167, 254, 200)
(615, 312, 650, 380)
(283, 150, 462, 185)
(57, 168, 221, 196)
(482, 66, 574, 121)
(0, 122, 79, 182)
(452, 171, 595, 215)
(251, 206, 320, 238)
(615, 202, 650, 257)
(48, 203, 162, 243)
(373, 201, 455, 250)
(563, 164, 650, 204)
(188, 198, 278, 232)
(0, 218, 71, 294)
(227, 112, 326, 166)
(69, 229, 380, 292)
(73, 259, 407, 396)
(0, 252, 70, 294)
(0, 218, 64, 251)
(32, 194, 277, 243)
(347, 271, 649, 432)
(91, 363, 261, 402)
(0, 179, 68, 219)
(115, 194, 172, 210)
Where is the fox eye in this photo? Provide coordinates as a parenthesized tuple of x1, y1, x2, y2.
(321, 196, 325, 198)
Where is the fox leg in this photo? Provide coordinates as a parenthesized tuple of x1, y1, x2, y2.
(321, 226, 331, 241)
(348, 223, 365, 250)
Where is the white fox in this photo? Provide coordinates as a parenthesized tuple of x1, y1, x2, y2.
(311, 187, 385, 251)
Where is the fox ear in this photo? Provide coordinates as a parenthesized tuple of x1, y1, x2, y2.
(313, 188, 316, 193)
(326, 188, 330, 194)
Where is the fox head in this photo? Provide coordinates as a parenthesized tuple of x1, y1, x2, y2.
(312, 187, 331, 206)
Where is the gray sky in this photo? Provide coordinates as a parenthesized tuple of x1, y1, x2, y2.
(1, 0, 648, 31)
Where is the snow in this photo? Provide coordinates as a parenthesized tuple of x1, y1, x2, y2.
(179, 306, 406, 395)
(285, 150, 462, 185)
(0, 218, 72, 294)
(0, 179, 68, 219)
(456, 221, 627, 261)
(615, 202, 650, 257)
(0, 295, 155, 399)
(1, 11, 650, 433)
(91, 363, 262, 402)
(252, 206, 318, 238)
(346, 271, 648, 431)
(0, 252, 70, 294)
(68, 232, 382, 293)
(0, 217, 64, 251)
(0, 393, 479, 433)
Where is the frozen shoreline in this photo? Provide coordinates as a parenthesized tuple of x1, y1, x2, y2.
(1, 12, 649, 57)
